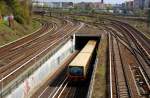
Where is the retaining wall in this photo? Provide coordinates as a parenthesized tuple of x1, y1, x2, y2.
(5, 40, 73, 98)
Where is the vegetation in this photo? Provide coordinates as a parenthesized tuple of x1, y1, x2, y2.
(133, 9, 145, 17)
(0, 1, 10, 15)
(92, 34, 107, 98)
(147, 9, 150, 28)
(0, 20, 41, 46)
(0, 0, 31, 24)
(0, 0, 42, 46)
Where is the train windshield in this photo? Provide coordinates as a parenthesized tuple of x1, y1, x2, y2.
(69, 66, 83, 76)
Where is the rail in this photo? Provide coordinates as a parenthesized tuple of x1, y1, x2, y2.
(0, 38, 70, 98)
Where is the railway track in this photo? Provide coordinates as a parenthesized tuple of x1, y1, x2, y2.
(108, 22, 150, 98)
(109, 33, 131, 98)
(110, 22, 150, 84)
(0, 19, 62, 64)
(37, 67, 90, 98)
(0, 17, 82, 89)
(0, 22, 52, 67)
(1, 22, 84, 98)
(34, 51, 79, 98)
(111, 21, 150, 65)
(68, 16, 149, 98)
(48, 77, 70, 98)
(69, 16, 150, 98)
(0, 18, 58, 92)
(56, 80, 89, 98)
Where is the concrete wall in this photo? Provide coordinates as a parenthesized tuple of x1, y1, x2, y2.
(5, 40, 73, 98)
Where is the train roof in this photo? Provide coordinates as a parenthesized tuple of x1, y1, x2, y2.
(69, 40, 96, 67)
(69, 53, 91, 67)
(80, 40, 96, 53)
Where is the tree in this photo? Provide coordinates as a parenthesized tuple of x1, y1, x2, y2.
(4, 0, 30, 24)
(85, 3, 92, 10)
(0, 1, 10, 16)
(5, 0, 24, 24)
(20, 0, 31, 24)
(90, 9, 95, 14)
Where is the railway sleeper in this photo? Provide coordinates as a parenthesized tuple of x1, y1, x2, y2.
(130, 68, 150, 97)
(119, 93, 129, 98)
(118, 85, 129, 92)
(134, 75, 150, 95)
(118, 91, 129, 98)
(139, 87, 150, 95)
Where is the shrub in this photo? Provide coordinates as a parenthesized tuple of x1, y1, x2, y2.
(15, 15, 24, 24)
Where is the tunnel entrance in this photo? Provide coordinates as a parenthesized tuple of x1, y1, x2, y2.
(73, 33, 101, 51)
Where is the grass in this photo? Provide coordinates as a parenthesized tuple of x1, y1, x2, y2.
(31, 20, 41, 32)
(126, 20, 150, 38)
(92, 34, 108, 98)
(0, 19, 41, 46)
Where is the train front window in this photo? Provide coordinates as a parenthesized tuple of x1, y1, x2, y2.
(69, 66, 83, 76)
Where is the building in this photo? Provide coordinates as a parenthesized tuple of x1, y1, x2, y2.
(74, 2, 90, 9)
(32, 2, 73, 8)
(51, 2, 62, 8)
(122, 0, 150, 10)
(62, 2, 74, 8)
(75, 2, 107, 9)
(126, 1, 134, 10)
(122, 0, 149, 10)
(32, 1, 44, 7)
(144, 0, 150, 9)
(134, 0, 145, 9)
(90, 2, 105, 9)
(122, 3, 126, 8)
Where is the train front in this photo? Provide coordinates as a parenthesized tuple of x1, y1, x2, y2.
(68, 66, 85, 80)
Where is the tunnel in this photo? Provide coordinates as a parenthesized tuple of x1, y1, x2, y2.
(72, 33, 101, 51)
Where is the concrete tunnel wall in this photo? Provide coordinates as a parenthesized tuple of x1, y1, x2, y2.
(5, 40, 74, 98)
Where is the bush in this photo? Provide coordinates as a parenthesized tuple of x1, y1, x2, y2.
(15, 15, 24, 24)
(1, 0, 31, 24)
(147, 9, 150, 27)
(0, 1, 11, 16)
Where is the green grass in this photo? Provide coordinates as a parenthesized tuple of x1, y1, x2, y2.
(0, 20, 41, 46)
(30, 20, 41, 32)
(127, 20, 150, 38)
(92, 35, 108, 98)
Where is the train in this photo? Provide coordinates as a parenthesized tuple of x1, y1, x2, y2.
(68, 40, 97, 80)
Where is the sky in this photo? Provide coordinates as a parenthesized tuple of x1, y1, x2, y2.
(37, 0, 128, 4)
